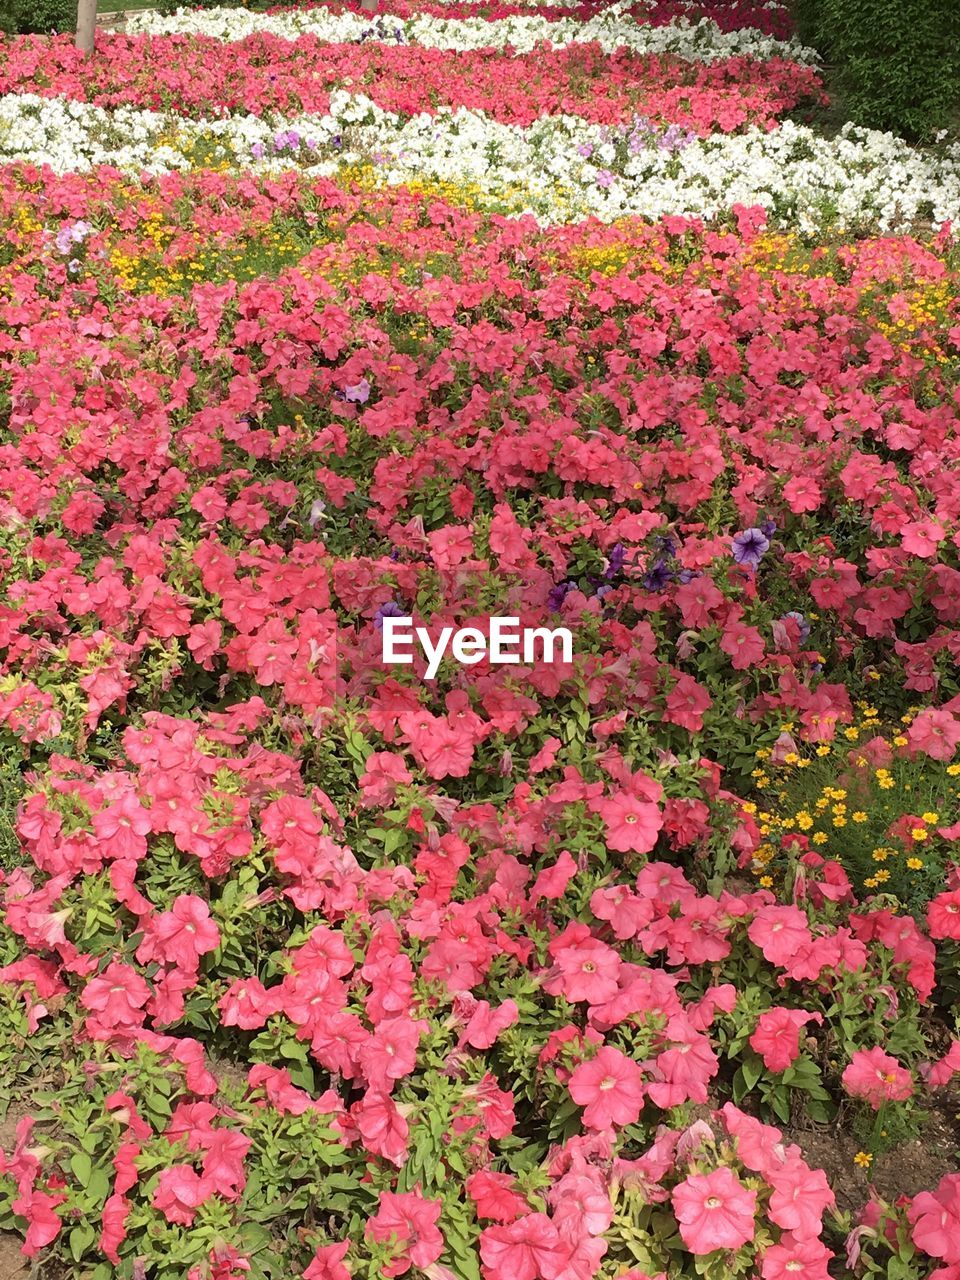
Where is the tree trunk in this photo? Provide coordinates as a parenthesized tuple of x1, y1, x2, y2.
(76, 0, 97, 52)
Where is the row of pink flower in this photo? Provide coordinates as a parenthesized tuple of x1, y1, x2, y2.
(0, 33, 823, 129)
(0, 174, 956, 743)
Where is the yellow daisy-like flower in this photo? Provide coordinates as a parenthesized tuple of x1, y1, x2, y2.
(812, 832, 828, 845)
(922, 812, 940, 824)
(759, 876, 774, 888)
(854, 1151, 873, 1168)
(911, 828, 929, 841)
(816, 744, 831, 757)
(907, 857, 924, 870)
(852, 811, 868, 823)
(795, 811, 814, 830)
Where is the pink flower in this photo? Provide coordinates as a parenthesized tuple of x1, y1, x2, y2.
(81, 959, 150, 1032)
(597, 791, 663, 855)
(767, 1155, 835, 1239)
(479, 1214, 563, 1280)
(466, 1170, 529, 1224)
(908, 1173, 960, 1264)
(749, 1008, 822, 1072)
(365, 1189, 443, 1278)
(761, 1233, 834, 1279)
(907, 707, 960, 761)
(152, 1166, 213, 1226)
(928, 891, 960, 941)
(543, 937, 621, 1005)
(672, 1167, 757, 1254)
(137, 893, 220, 972)
(568, 1046, 644, 1130)
(358, 1016, 424, 1091)
(842, 1047, 913, 1109)
(747, 905, 813, 967)
(304, 1241, 351, 1280)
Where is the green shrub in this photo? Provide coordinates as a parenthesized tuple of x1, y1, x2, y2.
(790, 0, 823, 52)
(813, 0, 960, 139)
(15, 0, 76, 33)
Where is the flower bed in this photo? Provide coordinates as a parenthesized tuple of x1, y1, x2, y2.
(0, 4, 959, 1280)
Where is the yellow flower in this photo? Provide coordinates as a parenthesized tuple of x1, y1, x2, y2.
(854, 1151, 873, 1168)
(911, 828, 929, 841)
(795, 811, 814, 830)
(922, 812, 939, 824)
(907, 857, 924, 870)
(812, 832, 828, 845)
(816, 744, 831, 757)
(893, 735, 908, 747)
(852, 811, 868, 823)
(759, 876, 774, 888)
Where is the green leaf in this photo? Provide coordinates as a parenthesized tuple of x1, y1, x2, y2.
(69, 1223, 96, 1261)
(70, 1152, 92, 1187)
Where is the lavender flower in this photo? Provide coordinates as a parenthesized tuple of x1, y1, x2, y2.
(344, 378, 371, 404)
(547, 581, 576, 612)
(374, 601, 405, 631)
(731, 528, 770, 570)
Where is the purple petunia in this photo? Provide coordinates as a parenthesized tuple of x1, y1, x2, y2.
(731, 528, 771, 570)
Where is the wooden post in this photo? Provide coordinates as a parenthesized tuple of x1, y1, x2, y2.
(76, 0, 97, 52)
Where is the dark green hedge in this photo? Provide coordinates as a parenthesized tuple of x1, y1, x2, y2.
(1, 0, 76, 33)
(797, 0, 960, 139)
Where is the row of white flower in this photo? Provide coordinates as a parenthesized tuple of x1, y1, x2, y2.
(2, 92, 955, 233)
(125, 2, 817, 64)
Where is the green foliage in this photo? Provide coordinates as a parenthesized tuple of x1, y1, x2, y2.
(804, 0, 960, 138)
(14, 0, 76, 33)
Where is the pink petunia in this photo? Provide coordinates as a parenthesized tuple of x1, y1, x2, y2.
(672, 1166, 757, 1254)
(303, 1241, 351, 1280)
(928, 891, 960, 941)
(767, 1155, 835, 1239)
(747, 905, 813, 967)
(907, 707, 960, 761)
(761, 1233, 834, 1279)
(596, 791, 663, 855)
(365, 1189, 443, 1278)
(908, 1173, 960, 1265)
(152, 1165, 213, 1227)
(749, 1008, 822, 1072)
(479, 1213, 564, 1280)
(568, 1046, 644, 1131)
(842, 1047, 913, 1109)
